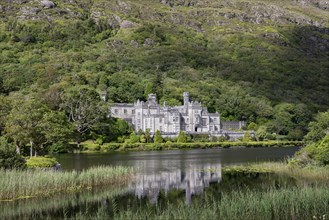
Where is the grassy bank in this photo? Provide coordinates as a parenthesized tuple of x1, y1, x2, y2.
(245, 162, 329, 181)
(0, 166, 133, 200)
(81, 141, 303, 152)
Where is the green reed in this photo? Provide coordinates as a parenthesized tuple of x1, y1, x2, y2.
(0, 166, 133, 200)
(88, 186, 328, 220)
(0, 186, 130, 220)
(248, 161, 329, 181)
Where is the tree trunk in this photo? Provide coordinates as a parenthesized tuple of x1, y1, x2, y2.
(77, 140, 81, 150)
(30, 140, 33, 158)
(15, 143, 20, 155)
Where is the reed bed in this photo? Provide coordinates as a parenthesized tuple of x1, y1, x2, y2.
(74, 186, 329, 220)
(248, 162, 329, 181)
(0, 186, 130, 219)
(0, 166, 133, 200)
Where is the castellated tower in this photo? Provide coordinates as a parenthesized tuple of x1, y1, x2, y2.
(183, 92, 189, 107)
(148, 93, 157, 106)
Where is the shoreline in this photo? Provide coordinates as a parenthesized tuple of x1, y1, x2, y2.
(79, 140, 304, 153)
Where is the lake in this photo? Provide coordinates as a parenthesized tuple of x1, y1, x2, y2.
(55, 147, 299, 171)
(1, 147, 301, 219)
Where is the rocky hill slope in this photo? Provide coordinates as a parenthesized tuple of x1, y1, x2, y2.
(0, 0, 328, 119)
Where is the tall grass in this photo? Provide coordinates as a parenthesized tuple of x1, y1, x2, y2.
(0, 166, 133, 200)
(0, 186, 130, 219)
(75, 187, 329, 220)
(248, 162, 329, 181)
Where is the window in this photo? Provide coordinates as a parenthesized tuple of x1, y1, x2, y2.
(159, 118, 163, 123)
(202, 118, 207, 126)
(160, 126, 163, 131)
(114, 109, 118, 114)
(124, 109, 127, 114)
(132, 110, 135, 114)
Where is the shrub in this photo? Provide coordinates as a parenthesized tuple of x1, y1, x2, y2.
(314, 135, 329, 165)
(95, 138, 104, 145)
(291, 135, 329, 166)
(0, 137, 26, 169)
(102, 143, 121, 151)
(26, 156, 58, 168)
(243, 131, 253, 142)
(154, 130, 163, 143)
(177, 131, 188, 143)
(126, 132, 140, 144)
(49, 142, 72, 153)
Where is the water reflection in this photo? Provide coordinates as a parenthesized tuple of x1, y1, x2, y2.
(55, 147, 300, 171)
(130, 163, 221, 204)
(2, 147, 301, 219)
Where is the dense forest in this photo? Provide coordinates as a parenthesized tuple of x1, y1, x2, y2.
(0, 0, 328, 155)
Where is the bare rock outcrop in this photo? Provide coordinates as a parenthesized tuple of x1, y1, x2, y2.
(40, 0, 55, 9)
(120, 20, 136, 29)
(160, 0, 200, 7)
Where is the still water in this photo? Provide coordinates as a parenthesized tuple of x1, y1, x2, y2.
(55, 147, 299, 171)
(55, 147, 299, 204)
(2, 147, 300, 219)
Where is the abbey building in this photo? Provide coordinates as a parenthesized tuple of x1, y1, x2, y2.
(110, 92, 245, 136)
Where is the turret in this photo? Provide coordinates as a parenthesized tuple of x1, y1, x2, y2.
(183, 92, 189, 107)
(148, 93, 157, 106)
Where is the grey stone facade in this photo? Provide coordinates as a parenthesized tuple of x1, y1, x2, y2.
(110, 92, 247, 139)
(110, 92, 222, 134)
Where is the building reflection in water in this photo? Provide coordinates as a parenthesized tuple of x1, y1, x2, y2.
(128, 160, 222, 205)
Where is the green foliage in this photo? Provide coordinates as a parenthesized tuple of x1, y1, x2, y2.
(105, 118, 133, 143)
(304, 110, 329, 142)
(0, 137, 26, 169)
(4, 96, 48, 156)
(139, 134, 146, 143)
(292, 110, 329, 166)
(99, 141, 301, 152)
(0, 0, 328, 152)
(255, 126, 268, 141)
(314, 135, 329, 165)
(177, 131, 188, 143)
(154, 130, 163, 144)
(267, 103, 311, 138)
(243, 132, 253, 142)
(126, 132, 140, 144)
(26, 156, 58, 168)
(144, 129, 152, 143)
(247, 122, 257, 131)
(49, 141, 72, 153)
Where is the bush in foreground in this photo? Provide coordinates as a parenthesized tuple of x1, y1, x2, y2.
(0, 137, 26, 170)
(291, 135, 329, 167)
(26, 156, 58, 168)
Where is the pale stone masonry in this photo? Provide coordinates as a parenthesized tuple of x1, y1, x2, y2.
(110, 92, 246, 137)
